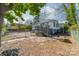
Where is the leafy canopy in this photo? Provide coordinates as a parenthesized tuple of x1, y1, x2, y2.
(63, 3, 77, 26)
(3, 3, 45, 23)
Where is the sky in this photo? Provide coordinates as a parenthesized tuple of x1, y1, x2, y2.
(39, 3, 66, 23)
(39, 3, 79, 23)
(22, 10, 34, 21)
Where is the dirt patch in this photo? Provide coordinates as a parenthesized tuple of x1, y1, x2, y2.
(0, 36, 79, 56)
(0, 32, 79, 56)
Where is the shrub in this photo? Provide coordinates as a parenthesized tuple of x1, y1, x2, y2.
(11, 23, 16, 26)
(63, 23, 69, 32)
(0, 48, 19, 56)
(70, 24, 79, 31)
(2, 24, 7, 36)
(10, 24, 32, 31)
(25, 25, 32, 30)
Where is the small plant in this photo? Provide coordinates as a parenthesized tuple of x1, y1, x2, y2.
(70, 24, 79, 31)
(0, 48, 20, 56)
(64, 23, 69, 32)
(10, 24, 32, 30)
(2, 24, 7, 36)
(18, 25, 32, 30)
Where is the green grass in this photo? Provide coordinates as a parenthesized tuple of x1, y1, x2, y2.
(10, 25, 32, 30)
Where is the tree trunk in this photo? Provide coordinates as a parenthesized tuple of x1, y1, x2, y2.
(0, 4, 4, 47)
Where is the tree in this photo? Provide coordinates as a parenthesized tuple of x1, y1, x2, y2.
(63, 3, 77, 27)
(0, 3, 45, 47)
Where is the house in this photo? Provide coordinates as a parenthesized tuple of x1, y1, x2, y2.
(32, 3, 67, 36)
